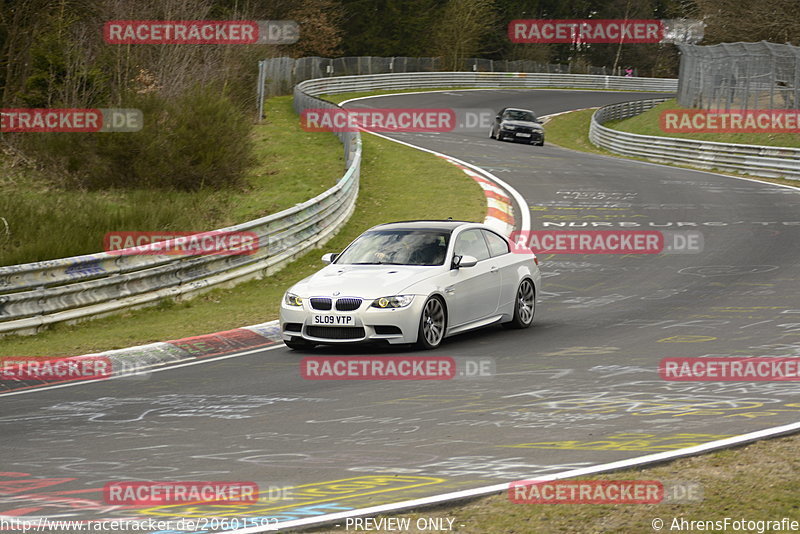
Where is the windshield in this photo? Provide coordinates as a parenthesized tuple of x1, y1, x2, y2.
(503, 110, 537, 122)
(336, 230, 450, 266)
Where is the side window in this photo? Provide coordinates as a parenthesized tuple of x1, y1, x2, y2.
(483, 230, 509, 257)
(454, 229, 490, 261)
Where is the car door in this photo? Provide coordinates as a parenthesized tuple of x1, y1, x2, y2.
(482, 229, 516, 314)
(446, 229, 501, 327)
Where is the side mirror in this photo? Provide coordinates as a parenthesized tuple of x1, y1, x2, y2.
(459, 255, 478, 268)
(452, 254, 478, 269)
(321, 253, 338, 264)
(495, 115, 501, 120)
(535, 119, 543, 124)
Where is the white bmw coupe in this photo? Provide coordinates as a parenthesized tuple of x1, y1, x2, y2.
(280, 220, 541, 350)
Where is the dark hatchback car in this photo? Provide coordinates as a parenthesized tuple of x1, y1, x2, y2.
(489, 107, 545, 146)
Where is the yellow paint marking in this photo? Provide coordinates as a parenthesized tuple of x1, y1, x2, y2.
(143, 475, 446, 518)
(499, 433, 731, 452)
(539, 346, 620, 357)
(657, 335, 717, 343)
(712, 306, 784, 312)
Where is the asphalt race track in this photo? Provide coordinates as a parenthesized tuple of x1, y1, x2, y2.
(2, 90, 799, 533)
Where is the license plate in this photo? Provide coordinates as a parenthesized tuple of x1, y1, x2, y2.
(312, 315, 353, 325)
(516, 132, 532, 137)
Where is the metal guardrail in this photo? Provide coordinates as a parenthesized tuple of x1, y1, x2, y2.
(0, 84, 361, 336)
(257, 56, 647, 104)
(292, 71, 678, 97)
(0, 71, 676, 336)
(589, 99, 800, 180)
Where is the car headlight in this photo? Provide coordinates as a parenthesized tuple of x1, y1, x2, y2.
(371, 295, 415, 308)
(284, 292, 303, 307)
(501, 123, 516, 130)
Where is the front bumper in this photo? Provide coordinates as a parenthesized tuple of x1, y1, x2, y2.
(499, 128, 544, 142)
(279, 296, 426, 345)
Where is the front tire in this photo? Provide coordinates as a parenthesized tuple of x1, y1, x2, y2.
(416, 296, 446, 349)
(284, 337, 317, 350)
(503, 279, 535, 329)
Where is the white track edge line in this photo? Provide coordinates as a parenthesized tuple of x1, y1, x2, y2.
(338, 87, 673, 105)
(12, 92, 798, 532)
(544, 140, 800, 192)
(537, 110, 800, 192)
(367, 130, 530, 232)
(223, 420, 800, 533)
(0, 343, 284, 398)
(216, 92, 800, 534)
(334, 103, 531, 234)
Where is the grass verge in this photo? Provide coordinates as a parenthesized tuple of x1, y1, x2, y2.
(607, 99, 800, 148)
(541, 108, 606, 154)
(4, 87, 797, 534)
(0, 116, 485, 356)
(544, 107, 800, 188)
(0, 96, 341, 266)
(310, 433, 800, 533)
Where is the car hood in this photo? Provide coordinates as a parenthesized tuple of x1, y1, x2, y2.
(290, 264, 441, 298)
(501, 119, 542, 129)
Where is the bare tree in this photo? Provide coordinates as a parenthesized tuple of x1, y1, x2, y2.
(692, 0, 800, 44)
(0, 0, 55, 105)
(430, 0, 496, 71)
(285, 0, 344, 57)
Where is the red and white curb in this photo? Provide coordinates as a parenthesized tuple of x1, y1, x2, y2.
(350, 129, 530, 238)
(339, 95, 531, 239)
(0, 113, 531, 397)
(436, 154, 515, 236)
(0, 321, 283, 396)
(4, 91, 800, 532)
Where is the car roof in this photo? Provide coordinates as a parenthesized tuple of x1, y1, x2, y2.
(369, 220, 479, 232)
(503, 108, 535, 114)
